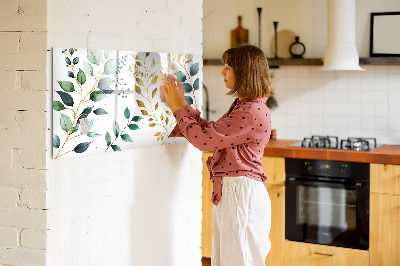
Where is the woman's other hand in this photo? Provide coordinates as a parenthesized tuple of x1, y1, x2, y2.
(160, 77, 185, 113)
(167, 74, 187, 108)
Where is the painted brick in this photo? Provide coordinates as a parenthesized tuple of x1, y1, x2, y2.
(0, 32, 47, 71)
(0, 227, 19, 247)
(0, 90, 46, 111)
(0, 32, 20, 54)
(0, 247, 45, 266)
(20, 149, 46, 170)
(19, 0, 47, 14)
(19, 189, 46, 209)
(20, 229, 46, 250)
(0, 149, 11, 169)
(16, 70, 47, 91)
(0, 71, 16, 90)
(0, 0, 18, 13)
(0, 110, 47, 131)
(0, 187, 19, 208)
(0, 169, 47, 189)
(0, 208, 46, 230)
(0, 129, 46, 150)
(0, 15, 46, 33)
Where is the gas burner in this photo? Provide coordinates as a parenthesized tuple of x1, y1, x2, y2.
(301, 135, 339, 149)
(340, 137, 377, 151)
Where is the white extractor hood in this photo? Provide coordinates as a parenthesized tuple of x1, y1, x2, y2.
(320, 0, 365, 71)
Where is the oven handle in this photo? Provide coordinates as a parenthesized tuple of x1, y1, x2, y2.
(313, 251, 335, 257)
(286, 177, 364, 189)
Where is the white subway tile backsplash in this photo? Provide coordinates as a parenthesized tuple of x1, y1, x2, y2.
(388, 91, 400, 105)
(374, 77, 388, 91)
(362, 90, 375, 104)
(388, 104, 400, 117)
(375, 104, 389, 117)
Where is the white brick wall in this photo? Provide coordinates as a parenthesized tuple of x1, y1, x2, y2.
(0, 0, 47, 265)
(46, 1, 203, 266)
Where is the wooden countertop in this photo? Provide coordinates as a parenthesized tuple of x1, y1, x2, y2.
(263, 139, 400, 165)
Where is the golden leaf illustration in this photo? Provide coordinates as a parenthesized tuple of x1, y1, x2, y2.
(170, 64, 175, 71)
(136, 78, 144, 86)
(177, 54, 182, 61)
(185, 54, 193, 63)
(165, 117, 169, 125)
(149, 123, 156, 127)
(150, 72, 156, 78)
(149, 118, 154, 121)
(151, 58, 156, 68)
(161, 136, 165, 141)
(155, 102, 159, 110)
(157, 136, 160, 141)
(160, 114, 164, 121)
(166, 111, 172, 116)
(151, 76, 157, 85)
(154, 132, 161, 136)
(152, 88, 157, 98)
(136, 100, 145, 107)
(146, 52, 150, 57)
(136, 61, 142, 66)
(140, 110, 148, 116)
(135, 85, 141, 94)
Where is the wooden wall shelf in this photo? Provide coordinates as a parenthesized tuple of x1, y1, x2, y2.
(203, 57, 400, 67)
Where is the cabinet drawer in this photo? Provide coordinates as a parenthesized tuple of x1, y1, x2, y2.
(284, 241, 369, 266)
(370, 163, 400, 195)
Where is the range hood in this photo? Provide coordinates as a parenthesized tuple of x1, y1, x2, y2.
(320, 0, 365, 71)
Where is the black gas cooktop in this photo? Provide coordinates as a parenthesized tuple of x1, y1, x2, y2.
(289, 135, 382, 151)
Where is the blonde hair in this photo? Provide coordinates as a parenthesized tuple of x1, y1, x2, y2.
(221, 44, 273, 99)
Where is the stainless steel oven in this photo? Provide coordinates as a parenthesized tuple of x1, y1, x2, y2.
(285, 158, 369, 250)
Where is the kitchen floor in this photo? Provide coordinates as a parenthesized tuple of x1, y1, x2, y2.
(202, 257, 211, 266)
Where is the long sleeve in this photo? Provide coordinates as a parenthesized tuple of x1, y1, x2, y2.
(168, 104, 212, 137)
(172, 105, 256, 152)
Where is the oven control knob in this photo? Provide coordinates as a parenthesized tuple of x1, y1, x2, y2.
(340, 164, 347, 174)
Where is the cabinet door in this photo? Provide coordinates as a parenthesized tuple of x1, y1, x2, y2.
(370, 163, 400, 195)
(202, 152, 213, 258)
(265, 184, 285, 266)
(284, 241, 369, 266)
(370, 193, 400, 266)
(262, 156, 285, 186)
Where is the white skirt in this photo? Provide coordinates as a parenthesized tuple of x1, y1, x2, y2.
(212, 176, 271, 266)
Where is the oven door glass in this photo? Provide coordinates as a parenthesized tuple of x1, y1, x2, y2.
(286, 180, 369, 250)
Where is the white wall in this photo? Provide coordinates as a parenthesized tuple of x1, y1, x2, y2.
(203, 0, 400, 58)
(203, 0, 400, 145)
(46, 0, 203, 266)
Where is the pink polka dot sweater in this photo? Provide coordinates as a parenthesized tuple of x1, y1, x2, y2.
(169, 97, 272, 206)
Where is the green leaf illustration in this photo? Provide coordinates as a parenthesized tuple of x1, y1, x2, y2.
(71, 122, 79, 133)
(57, 81, 75, 92)
(87, 131, 101, 138)
(124, 107, 130, 119)
(78, 106, 93, 121)
(113, 121, 120, 137)
(190, 62, 199, 76)
(93, 108, 108, 115)
(105, 132, 111, 146)
(87, 49, 102, 65)
(53, 101, 65, 111)
(73, 57, 79, 65)
(69, 48, 74, 55)
(77, 68, 86, 85)
(121, 134, 133, 142)
(104, 59, 119, 75)
(182, 83, 192, 93)
(60, 114, 72, 132)
(56, 91, 74, 107)
(73, 142, 91, 153)
(98, 77, 114, 91)
(185, 96, 193, 105)
(53, 135, 60, 148)
(111, 144, 121, 152)
(131, 116, 142, 122)
(65, 57, 71, 65)
(68, 71, 74, 78)
(175, 71, 186, 82)
(84, 62, 94, 76)
(88, 120, 94, 130)
(193, 78, 199, 90)
(90, 91, 107, 102)
(128, 124, 139, 130)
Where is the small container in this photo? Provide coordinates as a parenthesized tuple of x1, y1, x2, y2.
(270, 129, 277, 140)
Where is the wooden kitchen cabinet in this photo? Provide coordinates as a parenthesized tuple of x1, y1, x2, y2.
(284, 240, 369, 266)
(202, 152, 213, 258)
(370, 163, 400, 266)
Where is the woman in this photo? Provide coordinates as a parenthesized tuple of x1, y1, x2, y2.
(161, 44, 273, 266)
